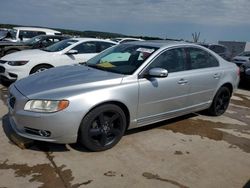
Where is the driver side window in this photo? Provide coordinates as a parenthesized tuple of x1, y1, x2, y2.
(72, 42, 97, 54)
(147, 48, 186, 73)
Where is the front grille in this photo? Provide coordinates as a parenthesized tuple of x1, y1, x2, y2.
(0, 66, 5, 73)
(8, 94, 16, 109)
(0, 60, 7, 64)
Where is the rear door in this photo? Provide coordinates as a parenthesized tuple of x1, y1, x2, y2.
(184, 47, 221, 108)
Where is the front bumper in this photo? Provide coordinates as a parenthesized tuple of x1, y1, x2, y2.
(0, 63, 29, 81)
(7, 85, 80, 144)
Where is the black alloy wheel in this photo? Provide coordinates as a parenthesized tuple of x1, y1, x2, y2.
(208, 87, 231, 116)
(79, 104, 126, 151)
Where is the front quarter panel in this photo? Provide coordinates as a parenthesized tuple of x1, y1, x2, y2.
(67, 76, 139, 130)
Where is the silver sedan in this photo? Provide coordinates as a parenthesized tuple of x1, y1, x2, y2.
(7, 41, 239, 151)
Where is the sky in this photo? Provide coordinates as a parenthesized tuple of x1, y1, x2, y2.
(0, 0, 249, 42)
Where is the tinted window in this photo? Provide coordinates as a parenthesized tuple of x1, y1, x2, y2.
(19, 30, 46, 39)
(73, 42, 97, 53)
(97, 42, 115, 52)
(147, 48, 186, 73)
(188, 48, 219, 69)
(43, 39, 78, 52)
(210, 45, 225, 54)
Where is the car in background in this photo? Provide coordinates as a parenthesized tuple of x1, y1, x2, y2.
(0, 35, 69, 57)
(0, 38, 117, 82)
(111, 37, 144, 43)
(232, 51, 250, 67)
(5, 27, 61, 42)
(239, 62, 250, 82)
(7, 41, 239, 151)
(199, 43, 231, 61)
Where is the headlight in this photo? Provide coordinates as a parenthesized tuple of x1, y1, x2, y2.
(24, 100, 69, 113)
(7, 61, 29, 66)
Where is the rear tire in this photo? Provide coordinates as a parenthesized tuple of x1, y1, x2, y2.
(207, 87, 231, 116)
(30, 65, 53, 74)
(79, 104, 126, 151)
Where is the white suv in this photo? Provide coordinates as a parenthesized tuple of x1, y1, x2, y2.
(8, 27, 61, 42)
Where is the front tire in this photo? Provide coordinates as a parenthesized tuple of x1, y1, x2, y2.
(208, 87, 231, 116)
(30, 64, 52, 74)
(79, 104, 127, 151)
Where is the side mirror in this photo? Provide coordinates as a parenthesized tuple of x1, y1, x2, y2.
(147, 68, 168, 78)
(66, 49, 78, 55)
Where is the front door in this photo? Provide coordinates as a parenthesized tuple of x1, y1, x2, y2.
(137, 47, 190, 126)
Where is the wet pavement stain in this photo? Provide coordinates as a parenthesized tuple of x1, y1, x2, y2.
(0, 159, 91, 188)
(159, 118, 250, 153)
(142, 172, 189, 188)
(104, 171, 116, 177)
(232, 93, 250, 107)
(174, 151, 183, 155)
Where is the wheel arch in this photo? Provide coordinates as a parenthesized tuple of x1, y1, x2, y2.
(77, 100, 131, 136)
(29, 63, 54, 74)
(220, 82, 233, 96)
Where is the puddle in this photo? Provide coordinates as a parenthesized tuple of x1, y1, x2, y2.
(142, 172, 189, 188)
(0, 159, 92, 188)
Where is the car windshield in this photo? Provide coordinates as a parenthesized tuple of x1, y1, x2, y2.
(42, 39, 78, 52)
(86, 44, 158, 75)
(24, 36, 43, 45)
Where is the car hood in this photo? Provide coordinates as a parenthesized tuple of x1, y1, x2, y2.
(1, 49, 51, 61)
(14, 65, 124, 99)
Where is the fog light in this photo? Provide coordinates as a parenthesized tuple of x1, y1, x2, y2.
(38, 130, 51, 137)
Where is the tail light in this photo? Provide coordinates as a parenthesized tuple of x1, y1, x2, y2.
(237, 67, 240, 76)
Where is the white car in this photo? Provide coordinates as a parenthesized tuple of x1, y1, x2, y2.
(0, 38, 117, 82)
(7, 27, 62, 42)
(111, 37, 144, 43)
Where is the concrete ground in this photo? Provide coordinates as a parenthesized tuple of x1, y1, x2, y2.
(0, 83, 249, 188)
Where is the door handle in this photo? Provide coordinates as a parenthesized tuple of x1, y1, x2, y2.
(178, 79, 188, 84)
(213, 73, 220, 79)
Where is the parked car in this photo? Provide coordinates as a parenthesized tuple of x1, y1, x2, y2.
(239, 62, 250, 82)
(5, 27, 61, 42)
(111, 37, 144, 43)
(0, 38, 117, 83)
(199, 43, 231, 61)
(7, 41, 239, 151)
(0, 35, 69, 57)
(232, 51, 250, 67)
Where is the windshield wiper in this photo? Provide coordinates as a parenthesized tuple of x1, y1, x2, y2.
(85, 64, 107, 71)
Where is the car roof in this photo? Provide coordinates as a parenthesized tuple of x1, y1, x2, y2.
(125, 40, 193, 48)
(72, 38, 118, 44)
(13, 27, 61, 34)
(36, 35, 69, 38)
